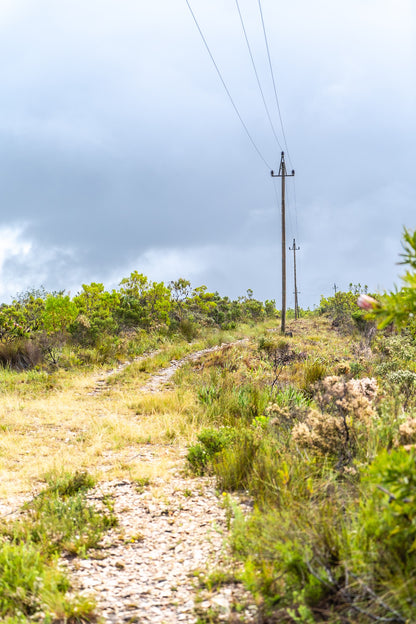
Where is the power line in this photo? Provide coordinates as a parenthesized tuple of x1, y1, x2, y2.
(185, 0, 272, 170)
(234, 0, 283, 153)
(274, 175, 294, 241)
(292, 176, 299, 240)
(257, 0, 293, 169)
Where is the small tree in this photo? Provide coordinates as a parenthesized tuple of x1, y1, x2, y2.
(72, 283, 120, 345)
(43, 295, 79, 334)
(118, 271, 171, 329)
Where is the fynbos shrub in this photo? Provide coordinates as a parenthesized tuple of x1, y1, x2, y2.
(292, 376, 378, 467)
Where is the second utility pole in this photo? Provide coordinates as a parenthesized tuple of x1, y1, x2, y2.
(289, 238, 300, 319)
(271, 152, 295, 334)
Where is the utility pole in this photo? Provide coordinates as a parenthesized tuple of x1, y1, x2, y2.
(289, 238, 300, 319)
(271, 152, 295, 333)
(333, 283, 338, 295)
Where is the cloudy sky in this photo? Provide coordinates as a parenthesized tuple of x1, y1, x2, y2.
(0, 0, 415, 308)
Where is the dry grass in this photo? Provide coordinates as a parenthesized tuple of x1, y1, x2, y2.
(0, 323, 252, 502)
(0, 317, 363, 503)
(0, 363, 198, 500)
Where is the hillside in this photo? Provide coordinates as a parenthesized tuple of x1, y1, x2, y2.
(0, 305, 415, 623)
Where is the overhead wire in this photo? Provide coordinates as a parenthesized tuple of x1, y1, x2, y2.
(234, 0, 283, 154)
(257, 0, 292, 169)
(234, 0, 299, 250)
(253, 0, 299, 244)
(185, 0, 272, 171)
(186, 0, 301, 306)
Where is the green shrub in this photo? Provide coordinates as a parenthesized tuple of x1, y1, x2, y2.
(179, 319, 199, 341)
(358, 447, 416, 575)
(230, 496, 347, 616)
(43, 469, 95, 497)
(4, 472, 116, 558)
(187, 427, 237, 475)
(0, 541, 68, 618)
(348, 447, 416, 620)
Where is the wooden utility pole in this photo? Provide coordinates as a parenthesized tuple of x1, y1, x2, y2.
(289, 238, 300, 319)
(271, 152, 295, 333)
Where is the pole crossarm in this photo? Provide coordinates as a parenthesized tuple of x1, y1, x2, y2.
(271, 152, 295, 333)
(271, 151, 295, 179)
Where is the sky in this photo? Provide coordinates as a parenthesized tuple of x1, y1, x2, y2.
(0, 0, 415, 309)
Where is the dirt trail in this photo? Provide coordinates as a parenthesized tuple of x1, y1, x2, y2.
(68, 339, 257, 623)
(138, 340, 248, 394)
(65, 477, 255, 623)
(88, 339, 248, 396)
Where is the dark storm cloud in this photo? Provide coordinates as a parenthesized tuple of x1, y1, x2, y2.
(0, 0, 415, 305)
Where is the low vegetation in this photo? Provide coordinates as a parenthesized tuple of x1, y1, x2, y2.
(0, 275, 276, 372)
(0, 229, 415, 622)
(0, 470, 116, 622)
(183, 230, 416, 622)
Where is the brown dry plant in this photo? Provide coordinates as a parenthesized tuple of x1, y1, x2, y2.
(397, 417, 416, 446)
(292, 375, 378, 466)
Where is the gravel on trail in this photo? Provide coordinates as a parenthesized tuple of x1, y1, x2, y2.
(71, 340, 258, 623)
(64, 475, 258, 624)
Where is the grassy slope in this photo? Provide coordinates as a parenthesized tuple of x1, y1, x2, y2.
(1, 316, 415, 622)
(0, 324, 258, 499)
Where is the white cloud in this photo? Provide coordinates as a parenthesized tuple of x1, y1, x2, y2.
(0, 225, 32, 301)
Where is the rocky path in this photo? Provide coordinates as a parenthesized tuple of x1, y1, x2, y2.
(138, 341, 247, 395)
(66, 476, 256, 623)
(88, 340, 247, 396)
(68, 339, 257, 623)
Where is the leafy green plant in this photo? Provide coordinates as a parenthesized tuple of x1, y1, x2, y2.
(230, 495, 347, 618)
(187, 427, 237, 475)
(358, 447, 416, 574)
(0, 541, 69, 619)
(348, 447, 416, 621)
(371, 228, 416, 330)
(213, 429, 260, 491)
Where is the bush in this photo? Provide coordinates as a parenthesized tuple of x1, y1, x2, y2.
(187, 427, 237, 475)
(178, 318, 199, 341)
(387, 370, 416, 410)
(292, 376, 378, 467)
(230, 494, 347, 617)
(349, 448, 416, 620)
(358, 447, 416, 574)
(0, 541, 69, 618)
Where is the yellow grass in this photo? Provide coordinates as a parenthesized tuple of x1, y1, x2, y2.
(0, 363, 199, 500)
(0, 318, 359, 503)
